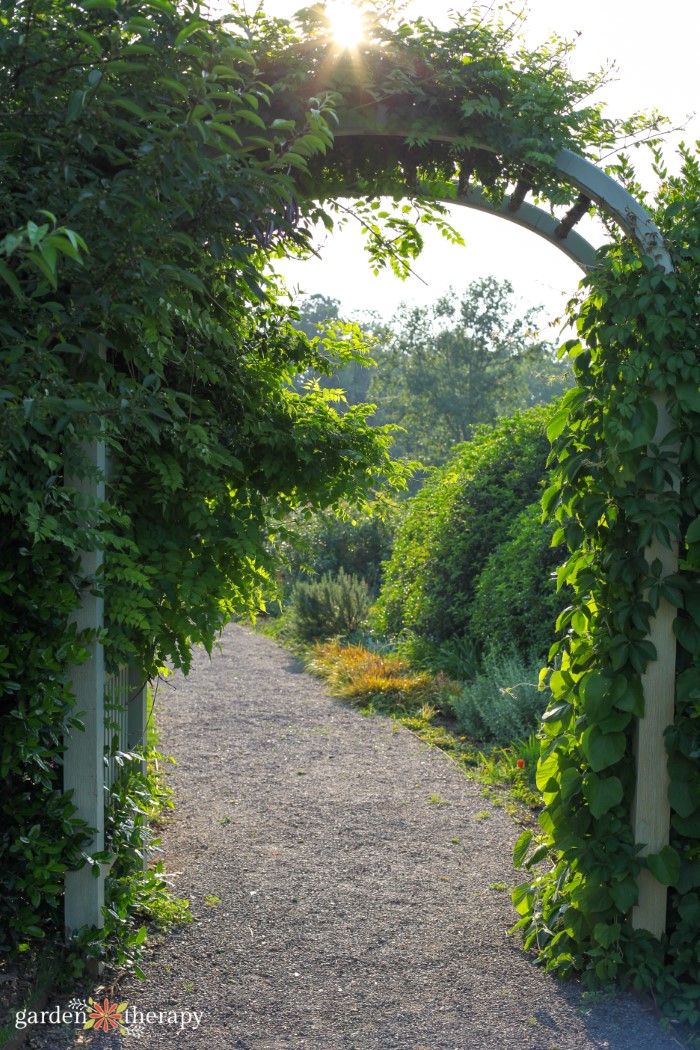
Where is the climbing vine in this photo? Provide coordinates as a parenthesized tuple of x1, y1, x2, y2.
(512, 146, 700, 1023)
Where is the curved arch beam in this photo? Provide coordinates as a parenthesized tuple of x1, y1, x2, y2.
(333, 125, 672, 274)
(450, 184, 597, 271)
(340, 180, 598, 271)
(555, 149, 671, 273)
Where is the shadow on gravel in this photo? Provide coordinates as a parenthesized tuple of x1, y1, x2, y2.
(281, 652, 306, 675)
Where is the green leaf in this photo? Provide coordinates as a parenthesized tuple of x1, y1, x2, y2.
(159, 76, 190, 98)
(678, 860, 700, 894)
(27, 251, 57, 288)
(209, 123, 243, 146)
(23, 925, 46, 939)
(274, 151, 308, 172)
(676, 668, 700, 704)
(541, 482, 559, 517)
(673, 616, 700, 654)
(673, 809, 700, 838)
(646, 846, 680, 887)
(610, 878, 637, 913)
(525, 843, 550, 869)
(162, 267, 207, 294)
(686, 516, 700, 544)
(612, 677, 644, 716)
(536, 749, 559, 793)
(559, 766, 581, 802)
(580, 671, 614, 720)
(512, 881, 534, 916)
(233, 109, 267, 129)
(593, 921, 621, 948)
(0, 260, 22, 298)
(583, 773, 623, 818)
(513, 829, 533, 869)
(26, 220, 47, 248)
(175, 20, 208, 47)
(581, 727, 626, 772)
(66, 89, 87, 124)
(675, 382, 700, 413)
(75, 29, 104, 55)
(109, 98, 148, 120)
(678, 893, 700, 925)
(618, 398, 658, 451)
(669, 779, 698, 819)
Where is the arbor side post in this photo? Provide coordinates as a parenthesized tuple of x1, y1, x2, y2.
(64, 436, 106, 944)
(631, 394, 678, 938)
(127, 666, 149, 871)
(127, 666, 148, 775)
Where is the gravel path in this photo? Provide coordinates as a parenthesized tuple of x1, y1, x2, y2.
(44, 625, 686, 1049)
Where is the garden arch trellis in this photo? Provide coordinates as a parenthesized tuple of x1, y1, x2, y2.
(53, 5, 685, 961)
(63, 123, 677, 941)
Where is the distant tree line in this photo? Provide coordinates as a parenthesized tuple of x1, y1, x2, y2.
(294, 278, 572, 469)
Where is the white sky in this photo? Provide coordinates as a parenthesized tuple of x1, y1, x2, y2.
(259, 0, 699, 329)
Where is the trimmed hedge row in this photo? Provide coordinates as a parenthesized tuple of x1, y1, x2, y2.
(374, 404, 568, 659)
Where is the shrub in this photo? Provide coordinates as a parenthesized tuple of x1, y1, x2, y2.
(469, 502, 569, 660)
(450, 649, 550, 745)
(286, 571, 371, 641)
(374, 404, 555, 644)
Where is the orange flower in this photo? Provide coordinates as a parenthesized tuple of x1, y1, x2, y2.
(84, 998, 128, 1034)
(517, 758, 525, 769)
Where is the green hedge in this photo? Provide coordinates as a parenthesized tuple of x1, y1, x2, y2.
(470, 502, 568, 660)
(374, 404, 556, 647)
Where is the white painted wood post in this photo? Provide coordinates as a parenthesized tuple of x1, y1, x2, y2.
(127, 666, 148, 771)
(128, 667, 149, 785)
(127, 668, 149, 870)
(63, 435, 106, 941)
(631, 394, 679, 937)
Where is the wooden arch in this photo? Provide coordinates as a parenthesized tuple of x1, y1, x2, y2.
(328, 118, 676, 938)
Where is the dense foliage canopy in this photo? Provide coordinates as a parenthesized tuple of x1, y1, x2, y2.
(366, 278, 570, 465)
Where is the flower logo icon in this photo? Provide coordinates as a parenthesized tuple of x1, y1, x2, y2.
(84, 998, 128, 1035)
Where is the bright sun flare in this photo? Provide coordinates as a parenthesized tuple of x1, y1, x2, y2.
(326, 2, 365, 48)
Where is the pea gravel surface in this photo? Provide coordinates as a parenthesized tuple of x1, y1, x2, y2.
(36, 624, 688, 1050)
